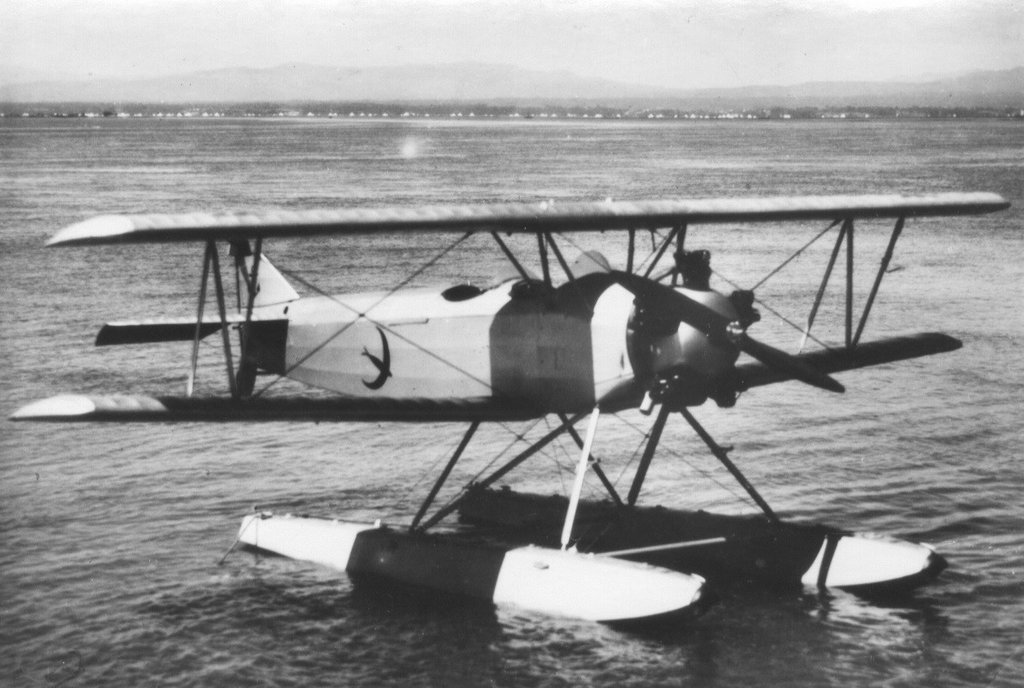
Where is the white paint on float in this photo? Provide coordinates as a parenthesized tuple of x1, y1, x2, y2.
(801, 533, 936, 588)
(237, 513, 377, 571)
(237, 513, 707, 624)
(493, 546, 706, 623)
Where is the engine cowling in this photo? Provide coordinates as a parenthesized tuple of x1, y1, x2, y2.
(628, 287, 741, 408)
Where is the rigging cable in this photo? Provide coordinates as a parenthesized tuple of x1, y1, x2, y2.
(251, 231, 473, 398)
(611, 411, 754, 509)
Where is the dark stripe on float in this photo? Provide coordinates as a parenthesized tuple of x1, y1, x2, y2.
(346, 529, 507, 599)
(817, 533, 842, 588)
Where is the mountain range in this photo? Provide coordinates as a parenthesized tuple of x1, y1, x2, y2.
(2, 63, 1021, 109)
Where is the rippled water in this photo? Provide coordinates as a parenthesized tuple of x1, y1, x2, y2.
(1, 117, 1022, 687)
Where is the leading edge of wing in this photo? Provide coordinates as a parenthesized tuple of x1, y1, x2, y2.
(9, 394, 546, 423)
(47, 193, 1010, 246)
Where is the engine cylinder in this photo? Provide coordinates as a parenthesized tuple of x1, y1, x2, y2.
(628, 288, 740, 407)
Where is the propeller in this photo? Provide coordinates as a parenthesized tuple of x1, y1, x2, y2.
(734, 330, 844, 393)
(609, 270, 844, 396)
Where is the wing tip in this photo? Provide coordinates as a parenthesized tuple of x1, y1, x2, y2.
(10, 394, 98, 420)
(47, 215, 138, 247)
(9, 394, 170, 421)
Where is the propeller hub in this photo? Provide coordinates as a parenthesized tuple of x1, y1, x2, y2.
(613, 264, 843, 410)
(726, 321, 746, 343)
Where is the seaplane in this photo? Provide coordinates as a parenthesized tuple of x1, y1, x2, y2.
(11, 192, 1009, 626)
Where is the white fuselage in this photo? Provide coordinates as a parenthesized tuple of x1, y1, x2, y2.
(277, 280, 638, 409)
(251, 275, 740, 412)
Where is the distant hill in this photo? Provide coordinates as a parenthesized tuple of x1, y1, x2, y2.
(1, 62, 1021, 108)
(673, 68, 1024, 109)
(0, 62, 675, 103)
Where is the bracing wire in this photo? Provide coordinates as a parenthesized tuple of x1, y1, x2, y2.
(611, 411, 754, 509)
(713, 268, 836, 352)
(427, 416, 549, 517)
(251, 231, 473, 398)
(708, 219, 844, 351)
(750, 220, 838, 291)
(219, 225, 783, 517)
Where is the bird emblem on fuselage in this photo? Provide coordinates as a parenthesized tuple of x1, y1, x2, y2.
(361, 326, 393, 390)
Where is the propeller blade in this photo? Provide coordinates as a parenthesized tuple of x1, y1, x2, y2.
(610, 271, 731, 336)
(739, 336, 844, 393)
(611, 270, 844, 394)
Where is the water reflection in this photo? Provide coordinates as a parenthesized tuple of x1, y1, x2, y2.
(805, 587, 947, 630)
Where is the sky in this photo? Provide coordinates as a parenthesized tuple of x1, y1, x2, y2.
(2, 0, 1022, 89)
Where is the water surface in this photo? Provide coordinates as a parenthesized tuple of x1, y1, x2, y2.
(2, 117, 1022, 687)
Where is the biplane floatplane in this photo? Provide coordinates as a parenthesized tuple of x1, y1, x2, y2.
(12, 192, 1009, 625)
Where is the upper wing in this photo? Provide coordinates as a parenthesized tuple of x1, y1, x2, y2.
(47, 193, 1009, 247)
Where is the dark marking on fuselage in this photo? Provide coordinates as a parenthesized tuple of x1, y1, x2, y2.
(361, 326, 393, 390)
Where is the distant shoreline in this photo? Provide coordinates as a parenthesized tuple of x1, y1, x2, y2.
(4, 103, 1022, 121)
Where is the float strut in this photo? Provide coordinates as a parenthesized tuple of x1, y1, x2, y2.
(411, 422, 479, 531)
(558, 413, 622, 506)
(627, 403, 671, 506)
(680, 408, 779, 524)
(562, 406, 601, 550)
(417, 411, 588, 531)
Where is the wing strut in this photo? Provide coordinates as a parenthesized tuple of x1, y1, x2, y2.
(853, 216, 904, 346)
(800, 215, 908, 352)
(490, 232, 532, 281)
(209, 242, 238, 399)
(536, 232, 552, 286)
(626, 228, 636, 274)
(544, 233, 575, 282)
(236, 237, 263, 397)
(800, 219, 849, 352)
(186, 243, 213, 397)
(186, 241, 238, 398)
(642, 225, 682, 279)
(845, 218, 855, 348)
(670, 225, 688, 286)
